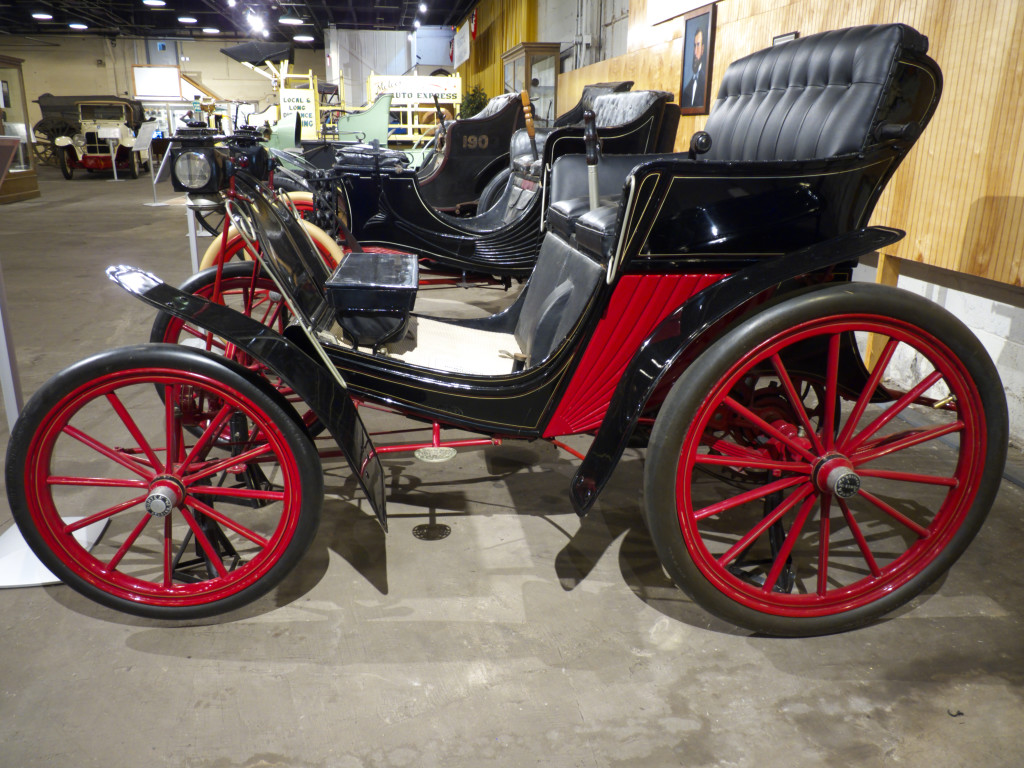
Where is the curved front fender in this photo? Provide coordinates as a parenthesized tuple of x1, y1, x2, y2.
(570, 226, 905, 515)
(106, 265, 387, 528)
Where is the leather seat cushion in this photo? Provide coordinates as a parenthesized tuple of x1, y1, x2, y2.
(548, 195, 619, 241)
(574, 206, 620, 262)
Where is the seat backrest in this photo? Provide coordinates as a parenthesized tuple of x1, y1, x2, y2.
(471, 92, 521, 120)
(513, 233, 604, 367)
(554, 81, 634, 127)
(704, 24, 933, 162)
(592, 90, 671, 129)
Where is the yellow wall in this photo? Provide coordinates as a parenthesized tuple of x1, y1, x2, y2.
(454, 0, 537, 102)
(559, 0, 1024, 288)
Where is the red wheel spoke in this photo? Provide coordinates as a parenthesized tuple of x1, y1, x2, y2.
(695, 453, 811, 474)
(817, 495, 832, 597)
(857, 468, 958, 487)
(181, 442, 275, 485)
(857, 488, 931, 538)
(106, 392, 164, 472)
(843, 370, 944, 454)
(821, 333, 840, 450)
(179, 507, 229, 578)
(837, 499, 882, 577)
(717, 483, 815, 566)
(188, 484, 286, 502)
(853, 421, 963, 464)
(762, 493, 817, 593)
(47, 476, 147, 489)
(163, 516, 173, 587)
(721, 396, 817, 462)
(62, 424, 157, 480)
(164, 384, 184, 469)
(64, 493, 148, 533)
(179, 402, 235, 472)
(770, 353, 827, 455)
(836, 337, 898, 448)
(106, 513, 152, 571)
(694, 475, 808, 520)
(186, 496, 270, 547)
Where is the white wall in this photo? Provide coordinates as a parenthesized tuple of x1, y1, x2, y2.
(854, 260, 1024, 448)
(0, 35, 325, 125)
(326, 27, 411, 108)
(538, 0, 630, 71)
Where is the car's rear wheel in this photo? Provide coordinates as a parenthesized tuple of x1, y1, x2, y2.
(644, 283, 1008, 636)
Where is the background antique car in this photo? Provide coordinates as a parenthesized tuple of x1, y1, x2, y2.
(45, 95, 151, 179)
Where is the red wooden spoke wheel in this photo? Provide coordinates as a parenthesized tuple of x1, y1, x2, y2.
(644, 283, 1007, 636)
(6, 346, 322, 619)
(151, 261, 321, 435)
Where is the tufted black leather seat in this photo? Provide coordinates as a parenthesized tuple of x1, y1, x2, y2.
(553, 24, 935, 262)
(511, 90, 675, 175)
(553, 81, 634, 128)
(703, 24, 929, 162)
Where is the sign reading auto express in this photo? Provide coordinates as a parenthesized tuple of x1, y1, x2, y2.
(367, 75, 462, 105)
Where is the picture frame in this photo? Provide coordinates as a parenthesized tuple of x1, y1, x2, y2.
(679, 4, 716, 116)
(1, 80, 9, 110)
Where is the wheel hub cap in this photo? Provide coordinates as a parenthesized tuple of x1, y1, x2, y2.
(145, 479, 184, 517)
(814, 454, 861, 499)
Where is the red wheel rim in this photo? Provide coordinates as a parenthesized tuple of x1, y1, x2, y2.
(675, 314, 986, 618)
(24, 367, 305, 607)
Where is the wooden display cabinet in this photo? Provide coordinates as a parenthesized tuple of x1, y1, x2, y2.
(501, 43, 561, 127)
(0, 55, 40, 204)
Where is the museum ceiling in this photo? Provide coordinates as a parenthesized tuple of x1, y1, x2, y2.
(0, 0, 479, 43)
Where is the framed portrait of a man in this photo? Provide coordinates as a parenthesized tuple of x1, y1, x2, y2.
(679, 4, 716, 116)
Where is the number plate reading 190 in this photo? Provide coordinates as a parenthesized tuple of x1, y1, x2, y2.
(461, 134, 490, 150)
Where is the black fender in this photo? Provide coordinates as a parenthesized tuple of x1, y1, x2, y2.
(570, 225, 906, 515)
(106, 265, 388, 529)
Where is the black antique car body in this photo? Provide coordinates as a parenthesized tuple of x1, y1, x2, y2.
(203, 85, 679, 279)
(6, 25, 1008, 637)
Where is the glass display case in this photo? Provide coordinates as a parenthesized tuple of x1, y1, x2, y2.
(501, 43, 561, 127)
(0, 55, 40, 203)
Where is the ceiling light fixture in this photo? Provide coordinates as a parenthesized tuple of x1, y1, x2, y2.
(413, 19, 420, 28)
(69, 22, 88, 29)
(419, 3, 427, 12)
(227, 0, 236, 7)
(178, 15, 197, 23)
(203, 27, 220, 34)
(142, 0, 166, 6)
(293, 34, 314, 42)
(280, 14, 303, 25)
(247, 13, 265, 32)
(32, 12, 53, 20)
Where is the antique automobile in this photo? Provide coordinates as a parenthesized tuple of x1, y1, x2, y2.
(5, 25, 1008, 637)
(46, 95, 151, 179)
(200, 86, 679, 280)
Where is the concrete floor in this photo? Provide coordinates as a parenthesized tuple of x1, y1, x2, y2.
(1, 167, 1022, 768)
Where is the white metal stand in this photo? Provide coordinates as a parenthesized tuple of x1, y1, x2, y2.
(0, 519, 108, 588)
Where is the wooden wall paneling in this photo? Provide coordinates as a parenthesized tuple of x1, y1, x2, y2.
(557, 0, 1024, 290)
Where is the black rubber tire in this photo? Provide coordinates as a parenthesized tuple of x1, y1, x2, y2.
(5, 344, 323, 620)
(128, 149, 140, 179)
(58, 149, 73, 180)
(644, 282, 1008, 636)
